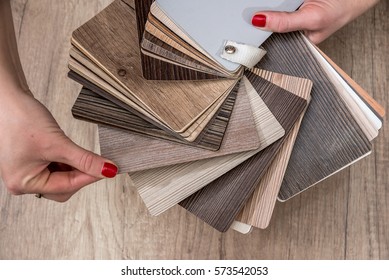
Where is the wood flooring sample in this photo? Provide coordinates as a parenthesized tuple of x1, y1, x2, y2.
(234, 69, 312, 231)
(179, 71, 308, 232)
(72, 0, 235, 133)
(97, 78, 261, 172)
(130, 76, 285, 216)
(255, 32, 371, 201)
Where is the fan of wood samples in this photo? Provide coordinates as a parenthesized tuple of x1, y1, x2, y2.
(68, 0, 385, 233)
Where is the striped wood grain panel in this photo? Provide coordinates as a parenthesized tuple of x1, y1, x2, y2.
(70, 80, 238, 152)
(179, 71, 308, 232)
(253, 32, 372, 201)
(71, 0, 235, 134)
(68, 50, 235, 143)
(233, 69, 313, 231)
(96, 79, 263, 172)
(130, 76, 285, 216)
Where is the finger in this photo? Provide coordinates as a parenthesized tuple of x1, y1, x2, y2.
(49, 138, 118, 179)
(39, 193, 75, 203)
(26, 168, 101, 195)
(251, 9, 315, 33)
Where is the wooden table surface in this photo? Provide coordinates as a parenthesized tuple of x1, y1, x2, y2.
(0, 0, 387, 259)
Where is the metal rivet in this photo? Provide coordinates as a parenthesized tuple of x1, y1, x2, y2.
(224, 45, 236, 54)
(118, 69, 127, 77)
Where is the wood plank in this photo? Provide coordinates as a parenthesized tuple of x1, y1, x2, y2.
(179, 70, 308, 232)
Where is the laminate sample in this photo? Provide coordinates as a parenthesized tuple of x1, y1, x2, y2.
(179, 70, 308, 232)
(72, 0, 236, 134)
(130, 75, 287, 216)
(233, 69, 312, 231)
(96, 78, 264, 172)
(252, 32, 372, 201)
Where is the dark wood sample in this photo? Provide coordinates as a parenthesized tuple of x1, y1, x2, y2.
(179, 71, 308, 232)
(253, 32, 372, 201)
(69, 71, 238, 151)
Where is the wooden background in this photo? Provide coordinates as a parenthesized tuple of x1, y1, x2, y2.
(0, 0, 387, 259)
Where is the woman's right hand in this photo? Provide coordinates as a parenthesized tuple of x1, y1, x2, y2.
(251, 0, 380, 44)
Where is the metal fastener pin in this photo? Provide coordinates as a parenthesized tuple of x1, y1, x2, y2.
(224, 45, 236, 54)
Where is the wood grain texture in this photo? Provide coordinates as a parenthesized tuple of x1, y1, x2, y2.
(233, 69, 313, 231)
(68, 48, 235, 144)
(72, 0, 236, 134)
(134, 0, 222, 80)
(180, 71, 308, 232)
(305, 38, 381, 142)
(249, 32, 372, 202)
(130, 76, 285, 216)
(0, 0, 387, 261)
(69, 69, 237, 151)
(96, 79, 263, 172)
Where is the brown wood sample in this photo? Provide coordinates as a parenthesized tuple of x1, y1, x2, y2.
(71, 0, 236, 135)
(251, 32, 372, 201)
(233, 69, 312, 231)
(179, 70, 308, 232)
(130, 76, 285, 216)
(97, 79, 263, 172)
(71, 81, 237, 152)
(68, 48, 236, 144)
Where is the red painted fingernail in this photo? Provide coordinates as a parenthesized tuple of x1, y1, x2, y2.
(252, 14, 267, 28)
(101, 162, 118, 178)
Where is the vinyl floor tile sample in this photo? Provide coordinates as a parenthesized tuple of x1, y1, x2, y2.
(254, 32, 372, 201)
(179, 70, 308, 232)
(130, 75, 286, 216)
(71, 81, 237, 152)
(72, 0, 236, 134)
(233, 69, 313, 231)
(95, 79, 263, 172)
(68, 52, 234, 151)
(68, 49, 236, 145)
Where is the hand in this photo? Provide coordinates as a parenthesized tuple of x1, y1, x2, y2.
(0, 88, 118, 202)
(251, 0, 380, 44)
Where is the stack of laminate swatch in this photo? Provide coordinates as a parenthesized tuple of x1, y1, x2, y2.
(68, 0, 384, 233)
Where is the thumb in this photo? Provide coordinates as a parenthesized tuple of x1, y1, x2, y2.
(251, 9, 312, 33)
(55, 138, 118, 179)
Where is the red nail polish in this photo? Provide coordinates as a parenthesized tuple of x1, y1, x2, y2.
(252, 14, 267, 28)
(101, 162, 118, 178)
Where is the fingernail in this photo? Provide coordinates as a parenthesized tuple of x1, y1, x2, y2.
(101, 162, 118, 178)
(252, 14, 267, 28)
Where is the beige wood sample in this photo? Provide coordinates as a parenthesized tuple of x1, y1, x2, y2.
(98, 78, 261, 172)
(130, 76, 285, 216)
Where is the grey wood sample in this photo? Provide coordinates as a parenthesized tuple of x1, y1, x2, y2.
(255, 32, 372, 201)
(179, 70, 308, 232)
